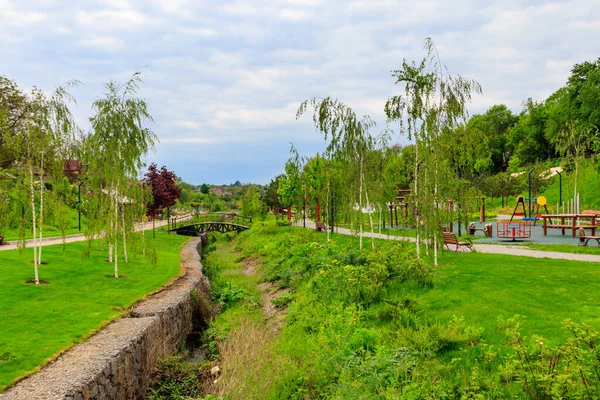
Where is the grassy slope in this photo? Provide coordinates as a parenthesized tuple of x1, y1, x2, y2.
(2, 208, 88, 241)
(0, 231, 188, 391)
(242, 228, 599, 397)
(485, 158, 600, 212)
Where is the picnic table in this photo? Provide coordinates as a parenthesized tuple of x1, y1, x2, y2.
(541, 213, 599, 237)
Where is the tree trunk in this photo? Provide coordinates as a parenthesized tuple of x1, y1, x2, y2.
(142, 216, 146, 256)
(29, 161, 39, 284)
(414, 134, 420, 258)
(114, 182, 119, 278)
(326, 181, 330, 241)
(362, 166, 375, 249)
(358, 158, 363, 250)
(38, 153, 44, 265)
(433, 157, 439, 267)
(122, 206, 128, 263)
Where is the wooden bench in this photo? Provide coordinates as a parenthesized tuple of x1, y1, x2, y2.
(578, 227, 600, 247)
(443, 232, 473, 252)
(316, 221, 327, 232)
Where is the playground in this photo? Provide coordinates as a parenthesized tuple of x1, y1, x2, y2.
(381, 184, 600, 248)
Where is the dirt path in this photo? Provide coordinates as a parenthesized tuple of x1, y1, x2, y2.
(242, 257, 288, 332)
(296, 219, 600, 263)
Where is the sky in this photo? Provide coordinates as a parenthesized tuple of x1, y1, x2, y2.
(1, 0, 599, 185)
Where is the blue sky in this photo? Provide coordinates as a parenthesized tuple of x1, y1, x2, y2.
(1, 0, 599, 185)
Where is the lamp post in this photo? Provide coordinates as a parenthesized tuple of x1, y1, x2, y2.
(77, 180, 85, 231)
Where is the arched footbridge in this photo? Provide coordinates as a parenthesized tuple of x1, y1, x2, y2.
(168, 213, 251, 236)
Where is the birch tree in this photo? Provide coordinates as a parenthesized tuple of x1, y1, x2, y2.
(385, 37, 481, 265)
(86, 73, 156, 278)
(2, 82, 77, 283)
(297, 97, 376, 249)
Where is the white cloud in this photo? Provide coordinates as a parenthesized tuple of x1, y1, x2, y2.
(0, 0, 47, 26)
(175, 120, 203, 129)
(75, 9, 158, 31)
(78, 35, 125, 51)
(279, 9, 313, 20)
(160, 137, 218, 144)
(176, 27, 218, 37)
(2, 0, 600, 184)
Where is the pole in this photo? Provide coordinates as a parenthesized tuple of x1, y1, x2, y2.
(457, 169, 461, 236)
(77, 182, 82, 231)
(528, 167, 535, 218)
(303, 197, 306, 228)
(557, 170, 562, 205)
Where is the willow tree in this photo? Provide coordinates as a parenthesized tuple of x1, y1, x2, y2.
(2, 82, 77, 283)
(297, 97, 377, 249)
(385, 38, 481, 265)
(86, 73, 156, 278)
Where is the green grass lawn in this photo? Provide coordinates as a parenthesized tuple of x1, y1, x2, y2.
(1, 209, 88, 241)
(426, 251, 600, 344)
(0, 231, 189, 392)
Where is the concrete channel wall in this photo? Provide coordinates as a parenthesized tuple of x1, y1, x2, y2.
(0, 236, 211, 400)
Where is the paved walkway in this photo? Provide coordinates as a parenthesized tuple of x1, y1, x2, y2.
(0, 217, 183, 252)
(297, 219, 600, 263)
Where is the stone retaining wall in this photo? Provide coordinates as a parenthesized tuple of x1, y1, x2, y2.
(0, 236, 210, 400)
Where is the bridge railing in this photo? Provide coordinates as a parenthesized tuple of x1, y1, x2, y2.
(169, 212, 253, 231)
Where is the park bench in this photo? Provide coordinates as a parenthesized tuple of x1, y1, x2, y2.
(578, 227, 600, 247)
(468, 223, 493, 237)
(0, 234, 4, 245)
(316, 221, 327, 232)
(443, 232, 473, 252)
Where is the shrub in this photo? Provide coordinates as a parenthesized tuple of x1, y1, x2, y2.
(272, 292, 293, 308)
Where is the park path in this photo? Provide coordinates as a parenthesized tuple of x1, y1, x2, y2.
(0, 217, 179, 252)
(296, 219, 600, 263)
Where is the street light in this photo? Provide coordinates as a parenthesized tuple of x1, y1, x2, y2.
(77, 180, 85, 231)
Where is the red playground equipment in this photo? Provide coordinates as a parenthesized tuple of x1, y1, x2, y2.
(496, 221, 532, 241)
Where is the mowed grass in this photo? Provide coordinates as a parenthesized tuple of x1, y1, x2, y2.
(425, 251, 600, 344)
(0, 231, 189, 392)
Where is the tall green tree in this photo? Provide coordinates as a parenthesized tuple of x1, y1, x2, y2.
(385, 37, 481, 264)
(85, 73, 156, 278)
(297, 97, 377, 249)
(507, 99, 554, 164)
(467, 104, 518, 172)
(2, 81, 78, 283)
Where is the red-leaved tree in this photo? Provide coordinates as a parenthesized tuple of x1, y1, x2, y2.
(143, 163, 182, 218)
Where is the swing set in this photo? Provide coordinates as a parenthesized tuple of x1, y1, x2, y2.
(509, 195, 550, 225)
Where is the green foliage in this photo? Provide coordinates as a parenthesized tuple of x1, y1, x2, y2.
(271, 292, 293, 308)
(500, 316, 600, 399)
(211, 281, 250, 309)
(467, 104, 519, 172)
(241, 186, 262, 219)
(145, 356, 208, 400)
